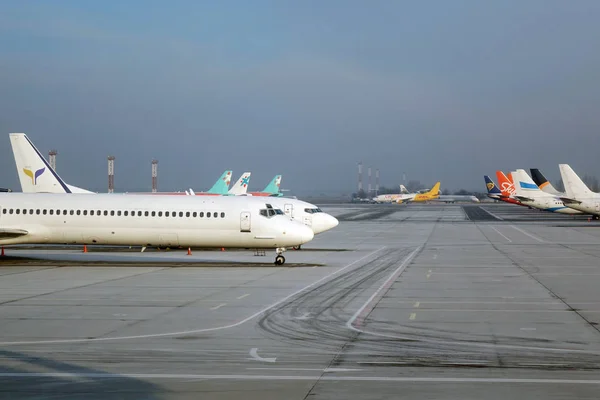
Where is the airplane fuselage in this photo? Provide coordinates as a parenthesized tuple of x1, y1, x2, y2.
(0, 194, 314, 248)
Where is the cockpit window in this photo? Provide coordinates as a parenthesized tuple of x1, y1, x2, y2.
(260, 206, 285, 218)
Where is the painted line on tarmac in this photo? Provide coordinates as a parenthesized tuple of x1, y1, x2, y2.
(510, 225, 545, 242)
(489, 225, 512, 242)
(349, 246, 422, 328)
(0, 246, 387, 346)
(2, 373, 600, 384)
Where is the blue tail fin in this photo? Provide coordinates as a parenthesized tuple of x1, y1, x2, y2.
(485, 175, 502, 196)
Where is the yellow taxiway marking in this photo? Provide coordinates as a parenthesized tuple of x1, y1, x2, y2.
(409, 313, 416, 320)
(413, 302, 420, 308)
(210, 303, 227, 311)
(237, 294, 250, 300)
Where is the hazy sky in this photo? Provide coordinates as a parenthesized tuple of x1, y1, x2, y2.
(1, 0, 600, 195)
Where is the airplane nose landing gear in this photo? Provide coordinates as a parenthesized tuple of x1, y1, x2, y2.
(274, 247, 286, 265)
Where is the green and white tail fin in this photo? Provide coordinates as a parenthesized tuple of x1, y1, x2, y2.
(262, 175, 282, 196)
(228, 172, 251, 195)
(206, 170, 232, 194)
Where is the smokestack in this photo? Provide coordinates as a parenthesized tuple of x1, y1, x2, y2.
(368, 167, 372, 194)
(375, 169, 379, 195)
(48, 150, 57, 171)
(108, 156, 115, 193)
(151, 159, 158, 193)
(358, 162, 363, 193)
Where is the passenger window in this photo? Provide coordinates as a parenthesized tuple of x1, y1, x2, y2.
(207, 212, 212, 218)
(36, 209, 41, 215)
(16, 209, 20, 214)
(48, 210, 52, 215)
(144, 211, 149, 217)
(1, 209, 5, 214)
(31, 209, 35, 215)
(24, 209, 28, 214)
(90, 210, 94, 216)
(104, 210, 108, 216)
(179, 212, 183, 217)
(173, 211, 176, 218)
(42, 209, 47, 215)
(83, 210, 88, 216)
(221, 212, 225, 218)
(9, 209, 13, 214)
(117, 211, 121, 216)
(192, 212, 197, 217)
(124, 211, 128, 216)
(199, 212, 204, 217)
(165, 211, 170, 217)
(76, 210, 81, 215)
(138, 211, 142, 217)
(110, 211, 115, 216)
(158, 211, 163, 217)
(186, 212, 190, 217)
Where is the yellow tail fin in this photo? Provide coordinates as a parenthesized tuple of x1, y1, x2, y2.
(427, 182, 441, 196)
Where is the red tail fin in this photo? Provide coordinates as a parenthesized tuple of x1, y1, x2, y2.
(495, 171, 516, 197)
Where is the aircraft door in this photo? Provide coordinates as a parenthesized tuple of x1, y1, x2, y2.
(240, 211, 251, 232)
(284, 204, 293, 218)
(596, 203, 600, 212)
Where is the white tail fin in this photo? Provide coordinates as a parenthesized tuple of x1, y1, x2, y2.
(512, 169, 548, 199)
(9, 133, 93, 194)
(559, 164, 594, 198)
(399, 185, 409, 194)
(228, 172, 251, 195)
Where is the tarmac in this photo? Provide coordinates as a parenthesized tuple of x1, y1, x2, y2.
(2, 203, 600, 399)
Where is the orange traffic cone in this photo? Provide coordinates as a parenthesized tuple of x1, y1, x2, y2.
(187, 247, 192, 256)
(221, 247, 225, 252)
(83, 244, 88, 253)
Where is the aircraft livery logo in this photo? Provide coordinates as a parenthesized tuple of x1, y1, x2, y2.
(240, 176, 250, 187)
(23, 167, 45, 185)
(486, 182, 495, 191)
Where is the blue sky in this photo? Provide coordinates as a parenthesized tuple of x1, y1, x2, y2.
(2, 0, 600, 194)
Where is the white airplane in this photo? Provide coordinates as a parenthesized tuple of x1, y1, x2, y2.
(0, 193, 313, 264)
(511, 169, 582, 214)
(228, 172, 251, 195)
(433, 195, 480, 203)
(373, 185, 411, 203)
(9, 132, 338, 236)
(558, 164, 600, 217)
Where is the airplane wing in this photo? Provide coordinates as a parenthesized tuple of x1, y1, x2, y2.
(0, 229, 29, 239)
(560, 197, 582, 205)
(515, 195, 534, 202)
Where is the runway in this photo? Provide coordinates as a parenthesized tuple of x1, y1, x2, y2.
(2, 203, 600, 399)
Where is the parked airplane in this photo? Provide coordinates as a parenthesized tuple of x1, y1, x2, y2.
(558, 164, 600, 217)
(434, 195, 479, 203)
(9, 133, 338, 236)
(511, 169, 582, 214)
(396, 182, 441, 203)
(530, 168, 563, 195)
(0, 193, 313, 264)
(228, 172, 251, 195)
(495, 171, 517, 198)
(373, 185, 412, 203)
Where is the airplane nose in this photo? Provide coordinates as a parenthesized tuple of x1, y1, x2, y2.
(299, 224, 314, 244)
(326, 214, 339, 230)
